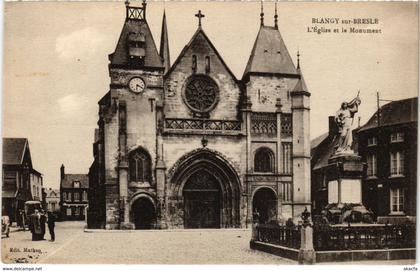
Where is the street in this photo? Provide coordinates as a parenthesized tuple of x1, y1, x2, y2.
(2, 221, 294, 264)
(1, 221, 415, 265)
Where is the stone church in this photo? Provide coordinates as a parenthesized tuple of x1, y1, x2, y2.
(88, 1, 311, 230)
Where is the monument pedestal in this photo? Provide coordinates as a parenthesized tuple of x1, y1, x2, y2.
(326, 153, 364, 205)
(321, 152, 372, 223)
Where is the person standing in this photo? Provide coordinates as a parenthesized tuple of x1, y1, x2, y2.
(40, 210, 46, 240)
(19, 210, 26, 231)
(29, 209, 42, 241)
(47, 211, 56, 242)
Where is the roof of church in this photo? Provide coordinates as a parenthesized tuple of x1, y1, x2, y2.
(243, 25, 298, 77)
(357, 97, 418, 132)
(109, 17, 163, 69)
(3, 138, 28, 165)
(61, 174, 89, 189)
(292, 70, 309, 93)
(165, 27, 238, 82)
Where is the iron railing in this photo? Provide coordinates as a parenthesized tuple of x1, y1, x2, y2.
(255, 224, 301, 249)
(313, 223, 416, 251)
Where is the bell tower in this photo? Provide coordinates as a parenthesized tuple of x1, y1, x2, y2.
(102, 0, 166, 229)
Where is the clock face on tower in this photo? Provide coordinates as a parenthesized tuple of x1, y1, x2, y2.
(128, 77, 146, 93)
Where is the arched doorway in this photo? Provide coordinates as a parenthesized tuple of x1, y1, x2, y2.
(183, 169, 221, 229)
(131, 197, 156, 229)
(169, 149, 241, 228)
(252, 188, 277, 224)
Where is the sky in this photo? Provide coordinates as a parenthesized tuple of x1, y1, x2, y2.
(2, 1, 418, 189)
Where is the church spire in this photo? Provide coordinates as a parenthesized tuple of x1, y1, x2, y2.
(297, 50, 301, 70)
(274, 0, 278, 29)
(292, 50, 309, 94)
(260, 1, 264, 26)
(159, 10, 171, 74)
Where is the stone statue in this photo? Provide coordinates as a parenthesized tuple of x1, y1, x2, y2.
(334, 94, 361, 154)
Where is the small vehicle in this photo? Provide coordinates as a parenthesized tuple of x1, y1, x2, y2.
(24, 201, 42, 227)
(2, 215, 10, 237)
(24, 201, 42, 216)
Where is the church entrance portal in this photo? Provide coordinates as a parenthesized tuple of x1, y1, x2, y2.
(183, 170, 221, 228)
(170, 149, 241, 228)
(252, 188, 277, 224)
(131, 197, 156, 229)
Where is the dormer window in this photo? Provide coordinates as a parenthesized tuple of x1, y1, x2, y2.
(73, 181, 80, 188)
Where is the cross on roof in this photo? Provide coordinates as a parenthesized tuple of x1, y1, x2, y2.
(195, 10, 205, 27)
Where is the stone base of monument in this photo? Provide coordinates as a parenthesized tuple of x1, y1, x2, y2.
(320, 152, 374, 224)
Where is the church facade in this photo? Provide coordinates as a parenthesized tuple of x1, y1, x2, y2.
(88, 2, 311, 230)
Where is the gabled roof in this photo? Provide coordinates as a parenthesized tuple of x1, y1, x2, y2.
(165, 27, 238, 82)
(243, 26, 298, 77)
(358, 97, 418, 132)
(46, 188, 60, 198)
(61, 174, 89, 189)
(109, 18, 163, 69)
(3, 138, 28, 166)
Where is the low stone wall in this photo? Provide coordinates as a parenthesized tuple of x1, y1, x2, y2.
(250, 241, 299, 261)
(316, 248, 416, 263)
(250, 241, 416, 263)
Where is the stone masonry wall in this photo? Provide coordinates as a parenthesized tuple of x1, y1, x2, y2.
(246, 75, 298, 113)
(164, 31, 241, 120)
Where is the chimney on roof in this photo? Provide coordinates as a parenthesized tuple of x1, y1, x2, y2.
(60, 164, 65, 181)
(329, 116, 338, 137)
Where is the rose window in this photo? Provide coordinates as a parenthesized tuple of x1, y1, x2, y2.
(184, 75, 219, 113)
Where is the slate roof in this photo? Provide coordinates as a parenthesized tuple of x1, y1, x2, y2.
(312, 135, 340, 170)
(243, 26, 298, 77)
(3, 138, 28, 165)
(292, 66, 309, 93)
(61, 174, 89, 189)
(357, 97, 418, 132)
(109, 18, 163, 69)
(311, 132, 328, 152)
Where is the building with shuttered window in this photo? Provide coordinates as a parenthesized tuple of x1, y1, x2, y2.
(60, 165, 89, 220)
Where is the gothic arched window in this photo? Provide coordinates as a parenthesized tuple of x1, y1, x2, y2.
(192, 55, 197, 73)
(254, 147, 275, 173)
(205, 56, 211, 73)
(129, 148, 151, 182)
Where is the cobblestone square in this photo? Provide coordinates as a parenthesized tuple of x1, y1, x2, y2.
(1, 221, 415, 265)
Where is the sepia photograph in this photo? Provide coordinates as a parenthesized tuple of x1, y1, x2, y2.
(1, 0, 418, 267)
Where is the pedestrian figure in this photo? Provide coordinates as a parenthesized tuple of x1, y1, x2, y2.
(40, 210, 46, 240)
(29, 209, 42, 241)
(19, 210, 26, 231)
(47, 211, 56, 242)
